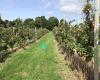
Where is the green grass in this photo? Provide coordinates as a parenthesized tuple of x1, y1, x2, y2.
(0, 32, 62, 80)
(0, 32, 77, 80)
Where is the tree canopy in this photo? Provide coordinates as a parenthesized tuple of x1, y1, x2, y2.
(35, 16, 48, 29)
(48, 16, 59, 30)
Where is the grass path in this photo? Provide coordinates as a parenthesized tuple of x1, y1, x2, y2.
(0, 32, 78, 80)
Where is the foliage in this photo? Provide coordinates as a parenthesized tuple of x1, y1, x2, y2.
(82, 0, 94, 61)
(35, 16, 48, 29)
(13, 18, 23, 28)
(99, 27, 100, 41)
(0, 24, 48, 62)
(0, 32, 74, 80)
(48, 16, 59, 30)
(24, 18, 35, 28)
(0, 16, 59, 30)
(0, 17, 5, 28)
(53, 19, 94, 61)
(0, 27, 17, 49)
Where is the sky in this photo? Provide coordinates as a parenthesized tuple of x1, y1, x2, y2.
(0, 0, 84, 22)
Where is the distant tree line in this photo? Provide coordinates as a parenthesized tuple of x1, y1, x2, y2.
(0, 16, 59, 30)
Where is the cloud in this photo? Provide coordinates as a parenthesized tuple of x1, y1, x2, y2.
(56, 0, 82, 14)
(44, 2, 51, 9)
(41, 0, 49, 3)
(59, 3, 81, 13)
(47, 11, 53, 15)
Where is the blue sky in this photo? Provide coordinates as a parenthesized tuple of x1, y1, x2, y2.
(0, 0, 83, 22)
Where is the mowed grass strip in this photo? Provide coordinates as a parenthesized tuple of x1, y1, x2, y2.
(0, 32, 79, 80)
(0, 32, 63, 80)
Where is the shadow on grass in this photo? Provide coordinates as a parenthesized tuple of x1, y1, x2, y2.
(0, 50, 11, 63)
(0, 46, 27, 63)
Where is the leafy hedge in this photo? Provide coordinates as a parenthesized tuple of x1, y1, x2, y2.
(53, 21, 94, 61)
(0, 27, 48, 62)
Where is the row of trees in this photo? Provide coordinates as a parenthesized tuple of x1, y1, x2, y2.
(0, 16, 59, 30)
(0, 16, 53, 62)
(53, 20, 93, 61)
(0, 27, 48, 62)
(53, 1, 95, 79)
(53, 18, 95, 80)
(53, 0, 94, 62)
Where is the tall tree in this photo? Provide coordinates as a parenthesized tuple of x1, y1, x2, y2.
(35, 16, 48, 29)
(4, 20, 9, 28)
(24, 18, 35, 28)
(82, 0, 94, 61)
(48, 16, 59, 30)
(0, 16, 5, 28)
(13, 18, 23, 28)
